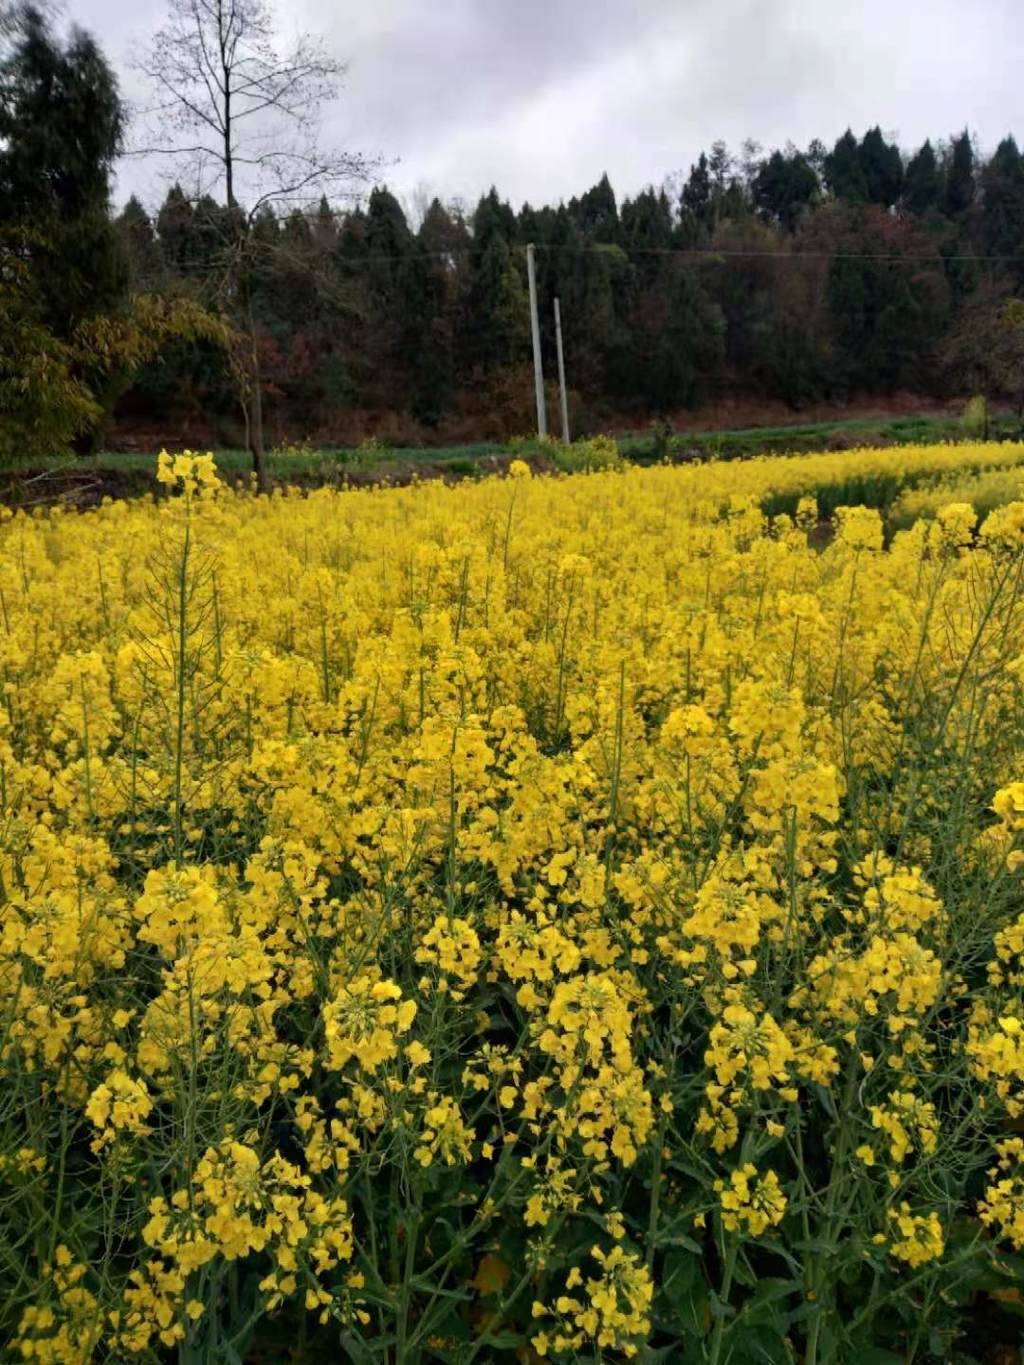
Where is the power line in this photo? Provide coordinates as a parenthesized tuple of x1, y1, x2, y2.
(155, 239, 1024, 272)
(531, 242, 1024, 264)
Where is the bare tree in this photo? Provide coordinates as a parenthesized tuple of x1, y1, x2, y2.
(133, 0, 375, 488)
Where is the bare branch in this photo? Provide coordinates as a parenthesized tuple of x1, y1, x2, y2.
(129, 0, 381, 487)
(124, 144, 223, 160)
(131, 0, 371, 214)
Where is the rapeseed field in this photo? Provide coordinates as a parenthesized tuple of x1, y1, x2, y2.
(3, 445, 1024, 1362)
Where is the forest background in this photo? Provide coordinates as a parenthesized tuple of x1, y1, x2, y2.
(4, 2, 1024, 464)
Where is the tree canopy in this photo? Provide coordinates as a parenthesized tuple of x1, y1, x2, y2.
(3, 12, 1024, 452)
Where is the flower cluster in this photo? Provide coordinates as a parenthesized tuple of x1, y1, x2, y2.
(979, 1138, 1024, 1249)
(155, 448, 221, 498)
(531, 1244, 653, 1358)
(715, 1164, 788, 1237)
(877, 1205, 946, 1267)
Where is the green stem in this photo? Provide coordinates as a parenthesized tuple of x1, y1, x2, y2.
(646, 1114, 668, 1274)
(708, 1237, 739, 1365)
(805, 1059, 860, 1365)
(173, 515, 192, 864)
(395, 1204, 421, 1365)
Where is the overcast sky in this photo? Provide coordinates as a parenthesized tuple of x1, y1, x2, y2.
(72, 0, 1024, 217)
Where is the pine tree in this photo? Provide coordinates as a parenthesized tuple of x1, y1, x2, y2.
(419, 199, 470, 260)
(858, 127, 903, 207)
(620, 187, 675, 250)
(155, 185, 196, 272)
(824, 130, 867, 202)
(467, 190, 527, 370)
(366, 188, 412, 261)
(401, 238, 455, 426)
(981, 137, 1024, 258)
(117, 196, 163, 291)
(572, 173, 619, 244)
(679, 153, 715, 245)
(0, 5, 126, 331)
(903, 141, 941, 216)
(944, 131, 976, 216)
(360, 188, 414, 392)
(708, 141, 734, 197)
(752, 150, 818, 230)
(312, 196, 338, 253)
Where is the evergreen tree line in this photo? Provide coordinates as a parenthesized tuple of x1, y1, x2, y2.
(4, 1, 1024, 454)
(119, 128, 1024, 444)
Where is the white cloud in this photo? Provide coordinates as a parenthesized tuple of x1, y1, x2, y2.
(71, 0, 1024, 211)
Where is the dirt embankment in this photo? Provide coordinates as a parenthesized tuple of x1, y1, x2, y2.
(104, 393, 968, 456)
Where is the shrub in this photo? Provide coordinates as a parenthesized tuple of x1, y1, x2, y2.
(550, 433, 623, 472)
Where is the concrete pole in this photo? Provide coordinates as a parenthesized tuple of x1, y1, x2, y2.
(526, 244, 547, 438)
(554, 296, 570, 445)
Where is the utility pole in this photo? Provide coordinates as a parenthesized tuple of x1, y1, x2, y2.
(554, 297, 570, 444)
(526, 243, 547, 438)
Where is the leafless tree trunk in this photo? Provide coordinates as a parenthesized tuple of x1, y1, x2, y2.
(243, 281, 267, 489)
(133, 0, 375, 490)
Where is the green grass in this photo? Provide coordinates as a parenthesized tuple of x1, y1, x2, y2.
(84, 440, 556, 487)
(77, 410, 1024, 489)
(621, 413, 1024, 463)
(94, 440, 544, 473)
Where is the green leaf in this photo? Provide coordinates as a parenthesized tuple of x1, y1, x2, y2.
(735, 1277, 800, 1338)
(724, 1322, 794, 1363)
(657, 1232, 705, 1255)
(339, 1332, 384, 1365)
(746, 1278, 800, 1309)
(474, 1329, 525, 1349)
(660, 1248, 711, 1337)
(639, 1347, 686, 1364)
